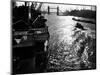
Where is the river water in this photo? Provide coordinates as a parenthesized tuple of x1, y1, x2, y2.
(45, 14, 96, 71)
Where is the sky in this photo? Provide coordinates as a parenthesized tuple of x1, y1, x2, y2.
(15, 1, 96, 12)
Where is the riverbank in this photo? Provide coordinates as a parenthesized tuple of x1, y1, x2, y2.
(63, 10, 96, 19)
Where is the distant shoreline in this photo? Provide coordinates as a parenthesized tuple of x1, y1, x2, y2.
(72, 17, 96, 24)
(63, 10, 96, 19)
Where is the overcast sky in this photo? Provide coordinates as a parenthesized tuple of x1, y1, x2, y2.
(15, 1, 96, 12)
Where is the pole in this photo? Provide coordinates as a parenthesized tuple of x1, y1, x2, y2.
(57, 6, 59, 15)
(48, 6, 50, 14)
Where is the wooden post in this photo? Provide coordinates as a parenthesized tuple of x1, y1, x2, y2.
(48, 6, 50, 14)
(57, 6, 59, 15)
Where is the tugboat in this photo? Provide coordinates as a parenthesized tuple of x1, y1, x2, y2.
(12, 1, 49, 74)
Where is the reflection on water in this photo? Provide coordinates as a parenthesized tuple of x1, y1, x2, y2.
(45, 14, 96, 71)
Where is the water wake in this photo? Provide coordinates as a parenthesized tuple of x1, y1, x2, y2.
(47, 23, 96, 71)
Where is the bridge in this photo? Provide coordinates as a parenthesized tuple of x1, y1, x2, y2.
(42, 6, 63, 16)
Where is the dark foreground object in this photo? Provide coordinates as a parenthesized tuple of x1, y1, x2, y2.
(13, 43, 48, 74)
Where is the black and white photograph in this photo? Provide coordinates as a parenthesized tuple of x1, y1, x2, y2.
(12, 0, 96, 74)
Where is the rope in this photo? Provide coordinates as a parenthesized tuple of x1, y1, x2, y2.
(13, 19, 29, 25)
(32, 15, 41, 25)
(13, 19, 22, 25)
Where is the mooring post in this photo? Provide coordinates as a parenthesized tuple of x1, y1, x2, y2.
(57, 6, 59, 15)
(48, 6, 50, 15)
